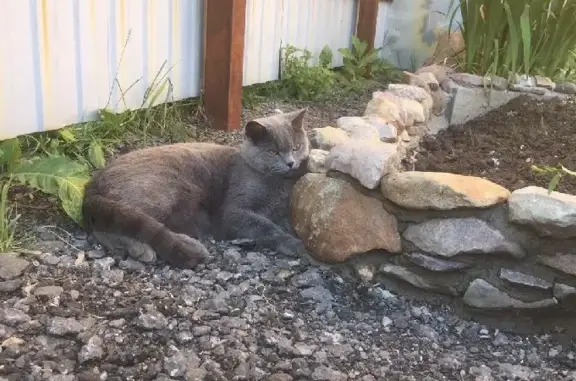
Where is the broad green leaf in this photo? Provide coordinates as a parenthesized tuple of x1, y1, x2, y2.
(0, 139, 22, 171)
(58, 128, 77, 143)
(88, 140, 106, 169)
(10, 156, 90, 225)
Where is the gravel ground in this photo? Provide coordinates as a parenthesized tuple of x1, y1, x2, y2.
(0, 227, 576, 381)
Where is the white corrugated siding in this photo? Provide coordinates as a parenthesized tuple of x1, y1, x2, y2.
(243, 0, 358, 86)
(0, 0, 204, 140)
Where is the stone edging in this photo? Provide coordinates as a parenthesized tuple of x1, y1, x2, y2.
(292, 66, 576, 316)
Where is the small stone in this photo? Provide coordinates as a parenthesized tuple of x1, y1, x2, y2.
(269, 373, 293, 381)
(508, 186, 576, 239)
(93, 257, 115, 271)
(192, 325, 211, 336)
(554, 82, 576, 94)
(534, 75, 555, 90)
(118, 258, 146, 272)
(101, 269, 124, 287)
(539, 253, 576, 277)
(300, 286, 334, 302)
(78, 335, 104, 363)
(135, 310, 168, 330)
(33, 286, 64, 297)
(381, 316, 393, 328)
(223, 248, 242, 262)
(0, 308, 31, 326)
(325, 140, 399, 189)
(372, 91, 427, 125)
(492, 333, 509, 346)
(109, 318, 125, 328)
(353, 263, 375, 283)
(0, 254, 30, 280)
(463, 279, 557, 309)
(336, 117, 381, 141)
(0, 279, 23, 293)
(46, 317, 83, 336)
(381, 171, 510, 210)
(86, 249, 106, 259)
(497, 363, 535, 381)
(526, 351, 542, 367)
(69, 290, 80, 300)
(498, 268, 552, 290)
(164, 352, 188, 378)
(403, 218, 525, 259)
(379, 264, 459, 296)
(312, 366, 348, 381)
(291, 269, 323, 288)
(414, 324, 439, 342)
(307, 149, 329, 174)
(291, 174, 401, 263)
(404, 252, 471, 272)
(509, 84, 548, 95)
(309, 127, 350, 150)
(554, 283, 576, 299)
(41, 254, 61, 265)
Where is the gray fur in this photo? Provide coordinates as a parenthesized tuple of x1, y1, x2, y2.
(82, 109, 310, 269)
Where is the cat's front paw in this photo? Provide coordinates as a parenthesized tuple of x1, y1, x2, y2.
(277, 237, 308, 258)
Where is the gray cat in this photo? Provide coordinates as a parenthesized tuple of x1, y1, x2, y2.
(82, 109, 310, 269)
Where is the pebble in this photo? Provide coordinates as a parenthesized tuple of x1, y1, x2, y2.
(0, 255, 29, 280)
(78, 335, 105, 363)
(135, 310, 169, 330)
(46, 317, 83, 336)
(0, 308, 31, 326)
(33, 285, 64, 297)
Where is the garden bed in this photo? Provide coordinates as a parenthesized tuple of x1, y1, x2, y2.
(410, 95, 576, 195)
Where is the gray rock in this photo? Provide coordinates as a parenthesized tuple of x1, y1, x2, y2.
(498, 268, 553, 291)
(538, 253, 576, 277)
(450, 73, 507, 90)
(403, 218, 525, 259)
(379, 264, 459, 296)
(404, 252, 471, 272)
(0, 254, 29, 280)
(325, 140, 399, 189)
(463, 279, 557, 309)
(414, 324, 439, 342)
(312, 366, 348, 381)
(300, 286, 334, 302)
(135, 310, 169, 330)
(93, 257, 115, 271)
(119, 258, 146, 272)
(0, 279, 23, 293)
(269, 373, 293, 381)
(40, 254, 61, 265)
(469, 365, 493, 381)
(86, 249, 106, 259)
(364, 116, 398, 142)
(555, 82, 576, 94)
(553, 283, 576, 299)
(223, 248, 242, 262)
(447, 86, 520, 126)
(336, 116, 381, 140)
(509, 85, 548, 95)
(33, 286, 64, 297)
(46, 317, 83, 336)
(78, 335, 104, 363)
(101, 269, 125, 287)
(492, 333, 509, 346)
(291, 269, 323, 288)
(497, 363, 535, 381)
(307, 149, 329, 174)
(508, 186, 576, 239)
(164, 351, 188, 378)
(0, 308, 31, 326)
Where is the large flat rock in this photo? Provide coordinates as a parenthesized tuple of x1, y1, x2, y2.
(508, 186, 576, 239)
(447, 86, 520, 126)
(463, 279, 557, 310)
(291, 174, 401, 263)
(380, 264, 459, 296)
(380, 171, 510, 210)
(403, 218, 525, 259)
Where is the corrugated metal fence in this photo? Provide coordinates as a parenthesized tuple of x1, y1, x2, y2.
(0, 0, 456, 140)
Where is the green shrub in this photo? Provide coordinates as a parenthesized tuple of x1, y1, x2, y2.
(450, 0, 576, 79)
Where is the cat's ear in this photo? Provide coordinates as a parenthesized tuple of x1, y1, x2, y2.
(245, 121, 268, 143)
(290, 108, 307, 130)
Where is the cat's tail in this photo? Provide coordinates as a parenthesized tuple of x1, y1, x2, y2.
(82, 194, 209, 269)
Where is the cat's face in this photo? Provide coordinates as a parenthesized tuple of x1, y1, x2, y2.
(241, 109, 310, 176)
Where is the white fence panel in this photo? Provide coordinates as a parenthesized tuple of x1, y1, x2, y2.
(0, 0, 204, 140)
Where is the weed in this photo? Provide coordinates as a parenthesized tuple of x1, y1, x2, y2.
(532, 164, 576, 193)
(0, 179, 21, 252)
(279, 45, 335, 101)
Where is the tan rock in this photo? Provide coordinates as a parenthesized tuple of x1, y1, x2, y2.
(363, 95, 405, 128)
(371, 91, 426, 127)
(402, 71, 439, 92)
(535, 75, 555, 90)
(416, 64, 454, 84)
(309, 127, 350, 150)
(291, 174, 402, 263)
(307, 149, 329, 174)
(380, 172, 510, 210)
(387, 84, 434, 120)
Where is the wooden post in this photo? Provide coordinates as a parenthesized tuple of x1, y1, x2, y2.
(203, 0, 246, 131)
(355, 0, 380, 76)
(355, 0, 379, 51)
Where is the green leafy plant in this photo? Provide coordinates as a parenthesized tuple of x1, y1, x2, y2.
(449, 0, 576, 80)
(0, 178, 21, 252)
(532, 164, 576, 193)
(337, 36, 401, 89)
(279, 44, 335, 101)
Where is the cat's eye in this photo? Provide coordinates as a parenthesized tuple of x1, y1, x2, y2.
(292, 144, 301, 151)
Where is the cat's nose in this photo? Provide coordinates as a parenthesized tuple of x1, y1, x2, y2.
(286, 161, 294, 168)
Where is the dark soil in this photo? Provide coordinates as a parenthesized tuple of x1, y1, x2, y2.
(409, 95, 576, 195)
